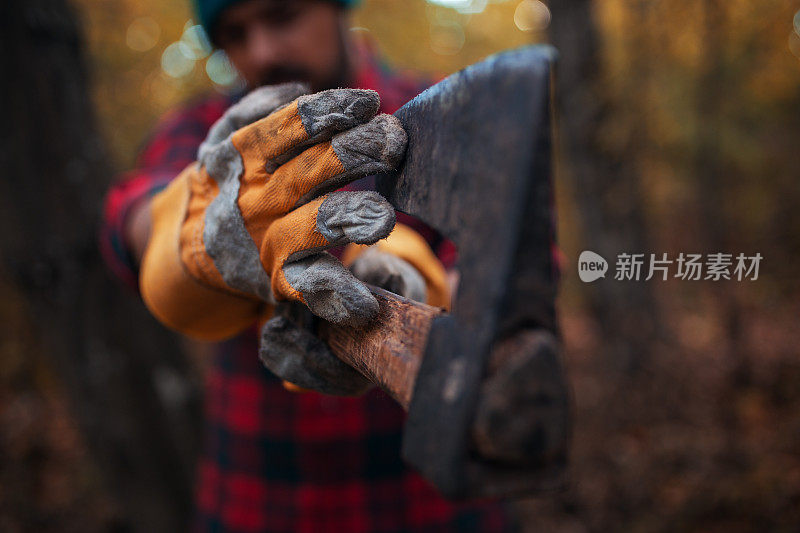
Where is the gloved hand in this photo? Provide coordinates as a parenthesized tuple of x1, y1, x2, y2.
(140, 83, 407, 341)
(260, 240, 432, 396)
(349, 247, 427, 303)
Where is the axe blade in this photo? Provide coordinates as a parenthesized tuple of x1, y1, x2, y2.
(377, 45, 567, 499)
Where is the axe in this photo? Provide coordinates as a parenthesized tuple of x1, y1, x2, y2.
(321, 45, 568, 499)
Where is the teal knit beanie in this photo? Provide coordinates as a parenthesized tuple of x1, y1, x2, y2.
(193, 0, 360, 38)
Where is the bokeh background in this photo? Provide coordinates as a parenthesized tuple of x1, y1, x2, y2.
(1, 0, 800, 531)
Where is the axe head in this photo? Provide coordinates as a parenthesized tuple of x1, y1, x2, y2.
(377, 45, 569, 499)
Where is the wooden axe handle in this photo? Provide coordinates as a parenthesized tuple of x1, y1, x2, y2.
(318, 287, 444, 409)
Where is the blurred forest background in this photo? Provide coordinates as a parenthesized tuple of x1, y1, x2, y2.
(1, 0, 799, 531)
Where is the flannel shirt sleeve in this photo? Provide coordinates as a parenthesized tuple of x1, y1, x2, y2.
(100, 97, 227, 290)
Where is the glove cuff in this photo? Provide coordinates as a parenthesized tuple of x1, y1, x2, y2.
(140, 166, 265, 340)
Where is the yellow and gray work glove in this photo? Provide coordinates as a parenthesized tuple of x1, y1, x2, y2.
(260, 248, 427, 396)
(349, 247, 427, 303)
(140, 83, 407, 344)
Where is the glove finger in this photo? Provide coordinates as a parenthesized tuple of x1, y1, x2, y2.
(261, 114, 407, 212)
(281, 252, 379, 327)
(349, 247, 427, 303)
(314, 190, 396, 246)
(259, 305, 372, 396)
(262, 191, 394, 325)
(199, 82, 309, 161)
(231, 88, 380, 178)
(262, 189, 395, 268)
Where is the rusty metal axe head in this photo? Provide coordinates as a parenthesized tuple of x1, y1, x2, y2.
(377, 45, 568, 499)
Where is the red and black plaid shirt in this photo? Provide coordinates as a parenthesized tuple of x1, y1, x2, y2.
(101, 49, 513, 532)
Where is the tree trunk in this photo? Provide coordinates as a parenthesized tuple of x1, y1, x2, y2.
(0, 1, 202, 530)
(548, 0, 660, 374)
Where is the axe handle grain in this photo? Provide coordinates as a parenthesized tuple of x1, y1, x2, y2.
(318, 287, 444, 409)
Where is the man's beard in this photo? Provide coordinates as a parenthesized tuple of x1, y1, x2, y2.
(254, 27, 352, 91)
(255, 65, 315, 89)
(255, 60, 349, 92)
